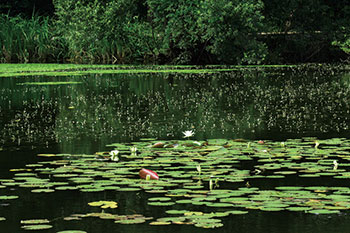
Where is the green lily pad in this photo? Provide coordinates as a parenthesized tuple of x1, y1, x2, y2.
(31, 189, 55, 193)
(165, 210, 188, 215)
(56, 231, 87, 233)
(226, 210, 249, 215)
(206, 203, 234, 207)
(0, 195, 19, 200)
(21, 219, 50, 224)
(148, 197, 172, 202)
(308, 209, 340, 214)
(260, 207, 284, 211)
(88, 201, 118, 209)
(148, 201, 175, 206)
(115, 219, 146, 224)
(286, 207, 312, 211)
(21, 224, 53, 230)
(275, 186, 304, 191)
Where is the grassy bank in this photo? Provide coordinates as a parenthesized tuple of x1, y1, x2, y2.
(0, 63, 301, 77)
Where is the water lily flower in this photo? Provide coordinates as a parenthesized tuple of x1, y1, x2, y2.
(183, 130, 194, 138)
(130, 147, 137, 153)
(109, 150, 119, 161)
(315, 141, 320, 149)
(209, 178, 213, 191)
(214, 178, 219, 188)
(139, 168, 159, 180)
(333, 160, 339, 170)
(110, 150, 119, 156)
(196, 164, 201, 175)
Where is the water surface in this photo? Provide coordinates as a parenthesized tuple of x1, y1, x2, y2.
(1, 67, 350, 232)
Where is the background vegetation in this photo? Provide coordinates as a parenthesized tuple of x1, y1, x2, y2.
(1, 0, 350, 64)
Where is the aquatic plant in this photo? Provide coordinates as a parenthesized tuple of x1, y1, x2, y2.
(183, 130, 194, 139)
(139, 168, 159, 180)
(109, 150, 119, 162)
(5, 136, 350, 229)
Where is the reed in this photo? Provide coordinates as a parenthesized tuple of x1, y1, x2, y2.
(0, 14, 60, 63)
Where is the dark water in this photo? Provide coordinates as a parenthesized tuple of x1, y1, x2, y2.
(1, 67, 350, 232)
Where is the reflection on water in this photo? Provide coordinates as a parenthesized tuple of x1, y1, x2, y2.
(1, 68, 350, 153)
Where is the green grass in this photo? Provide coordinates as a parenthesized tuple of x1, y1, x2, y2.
(0, 14, 58, 63)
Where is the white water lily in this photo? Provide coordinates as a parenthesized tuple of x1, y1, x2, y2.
(333, 160, 339, 170)
(247, 142, 251, 149)
(109, 150, 119, 161)
(214, 178, 219, 189)
(209, 177, 213, 191)
(315, 141, 320, 149)
(110, 150, 119, 156)
(130, 147, 137, 153)
(183, 130, 194, 138)
(196, 164, 201, 175)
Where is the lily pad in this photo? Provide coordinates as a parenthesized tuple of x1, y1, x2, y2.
(21, 219, 50, 224)
(308, 209, 340, 214)
(88, 201, 118, 209)
(0, 195, 19, 200)
(21, 224, 53, 230)
(56, 231, 87, 233)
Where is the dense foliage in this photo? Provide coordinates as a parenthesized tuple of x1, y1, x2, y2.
(1, 0, 350, 64)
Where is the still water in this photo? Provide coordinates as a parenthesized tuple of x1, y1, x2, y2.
(1, 67, 350, 232)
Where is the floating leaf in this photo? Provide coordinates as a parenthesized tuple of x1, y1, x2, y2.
(88, 201, 118, 209)
(148, 201, 175, 206)
(56, 231, 87, 233)
(21, 219, 50, 224)
(308, 209, 340, 214)
(31, 189, 55, 193)
(0, 195, 19, 200)
(21, 224, 53, 230)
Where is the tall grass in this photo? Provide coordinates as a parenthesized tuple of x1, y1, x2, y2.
(0, 12, 137, 64)
(0, 14, 64, 63)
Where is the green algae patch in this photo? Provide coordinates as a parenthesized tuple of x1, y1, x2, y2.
(18, 81, 82, 85)
(0, 63, 238, 77)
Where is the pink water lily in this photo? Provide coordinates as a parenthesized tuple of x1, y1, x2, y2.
(139, 168, 159, 180)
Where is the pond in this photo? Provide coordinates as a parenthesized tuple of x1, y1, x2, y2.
(1, 66, 350, 232)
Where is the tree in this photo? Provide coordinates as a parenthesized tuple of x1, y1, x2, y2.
(53, 0, 151, 63)
(199, 0, 267, 64)
(146, 0, 204, 64)
(263, 0, 350, 62)
(147, 0, 267, 64)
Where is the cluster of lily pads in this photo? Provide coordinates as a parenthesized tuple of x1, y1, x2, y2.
(2, 137, 350, 229)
